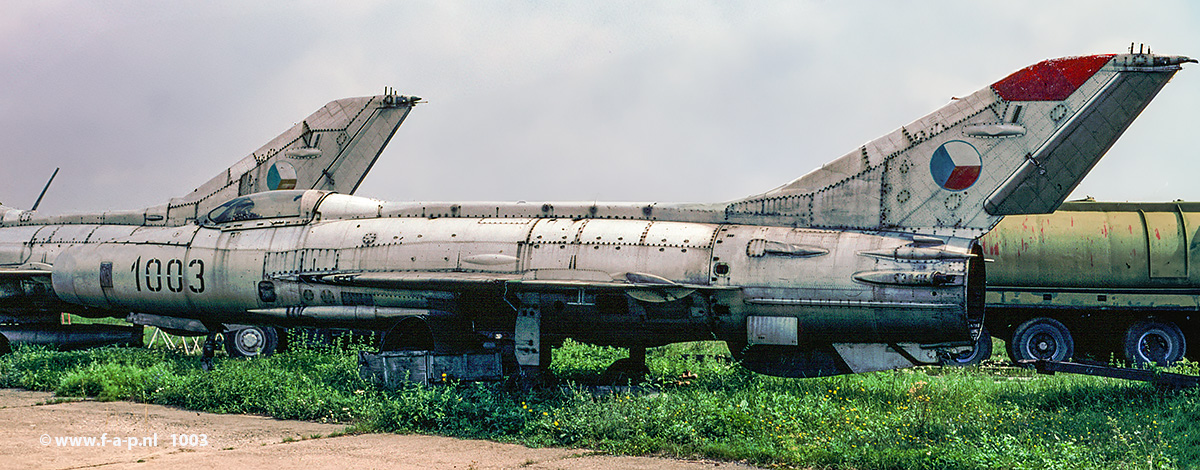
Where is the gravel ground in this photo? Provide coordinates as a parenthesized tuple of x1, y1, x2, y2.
(0, 389, 755, 470)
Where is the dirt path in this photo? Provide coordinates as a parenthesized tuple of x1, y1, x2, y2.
(0, 389, 754, 470)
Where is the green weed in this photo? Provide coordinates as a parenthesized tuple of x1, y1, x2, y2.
(1, 339, 1197, 469)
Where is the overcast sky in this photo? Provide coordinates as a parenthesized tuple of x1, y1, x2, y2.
(1, 1, 1197, 214)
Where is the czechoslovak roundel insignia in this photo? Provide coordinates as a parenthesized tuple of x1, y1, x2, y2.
(929, 140, 981, 191)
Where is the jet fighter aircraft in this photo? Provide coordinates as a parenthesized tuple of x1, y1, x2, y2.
(0, 52, 1192, 380)
(0, 92, 419, 352)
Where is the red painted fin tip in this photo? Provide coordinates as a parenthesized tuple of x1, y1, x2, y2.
(992, 54, 1115, 101)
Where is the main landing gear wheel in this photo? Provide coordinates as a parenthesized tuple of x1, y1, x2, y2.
(1008, 317, 1074, 363)
(943, 327, 992, 366)
(725, 339, 749, 362)
(223, 326, 279, 358)
(1124, 320, 1186, 366)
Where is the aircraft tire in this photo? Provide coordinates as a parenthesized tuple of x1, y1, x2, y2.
(1007, 317, 1074, 363)
(943, 327, 992, 366)
(223, 326, 279, 358)
(725, 339, 748, 361)
(1123, 320, 1186, 366)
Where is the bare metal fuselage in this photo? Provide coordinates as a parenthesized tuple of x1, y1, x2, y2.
(8, 191, 982, 377)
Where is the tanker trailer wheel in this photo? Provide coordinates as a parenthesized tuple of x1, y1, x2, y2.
(1007, 317, 1074, 363)
(1123, 320, 1186, 366)
(943, 327, 992, 366)
(223, 326, 279, 358)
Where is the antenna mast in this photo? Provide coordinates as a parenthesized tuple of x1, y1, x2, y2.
(31, 168, 59, 211)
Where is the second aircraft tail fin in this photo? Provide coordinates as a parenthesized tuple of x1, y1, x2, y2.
(165, 91, 419, 224)
(725, 52, 1193, 238)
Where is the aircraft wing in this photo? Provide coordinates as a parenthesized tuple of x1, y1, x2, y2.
(300, 269, 730, 303)
(0, 265, 51, 279)
(311, 271, 520, 290)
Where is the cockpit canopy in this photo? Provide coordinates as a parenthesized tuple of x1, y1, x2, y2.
(199, 190, 330, 227)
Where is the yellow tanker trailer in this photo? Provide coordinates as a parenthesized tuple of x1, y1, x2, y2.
(976, 199, 1198, 366)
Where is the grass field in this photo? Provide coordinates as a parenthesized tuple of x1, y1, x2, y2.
(1, 338, 1197, 470)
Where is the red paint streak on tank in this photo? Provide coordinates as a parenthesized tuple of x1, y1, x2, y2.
(1101, 224, 1109, 237)
(992, 55, 1114, 101)
(1128, 225, 1133, 234)
(1070, 217, 1074, 227)
(1156, 228, 1161, 240)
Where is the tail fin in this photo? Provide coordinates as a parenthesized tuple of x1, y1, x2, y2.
(726, 52, 1193, 238)
(164, 91, 420, 224)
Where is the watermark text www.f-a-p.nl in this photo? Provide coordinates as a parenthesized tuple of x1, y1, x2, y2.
(39, 433, 208, 450)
